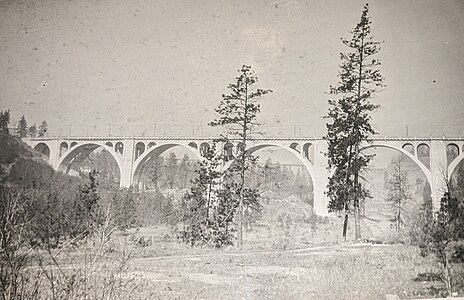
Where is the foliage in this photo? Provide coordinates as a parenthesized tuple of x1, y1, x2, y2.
(324, 3, 384, 240)
(0, 185, 146, 299)
(165, 152, 178, 189)
(246, 158, 314, 207)
(209, 65, 272, 247)
(0, 110, 10, 135)
(178, 154, 194, 189)
(385, 158, 411, 231)
(408, 181, 433, 245)
(178, 143, 239, 248)
(38, 121, 48, 137)
(4, 157, 104, 245)
(16, 115, 28, 138)
(419, 190, 464, 297)
(0, 135, 20, 166)
(148, 156, 164, 189)
(0, 185, 36, 299)
(74, 170, 104, 234)
(28, 124, 37, 138)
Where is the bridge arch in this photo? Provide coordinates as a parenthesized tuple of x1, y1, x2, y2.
(34, 143, 51, 158)
(56, 142, 123, 181)
(302, 142, 313, 161)
(224, 143, 317, 206)
(402, 143, 415, 155)
(360, 143, 432, 188)
(115, 142, 124, 155)
(59, 142, 68, 157)
(224, 143, 315, 177)
(223, 142, 234, 160)
(448, 151, 464, 179)
(135, 142, 145, 160)
(417, 143, 431, 169)
(132, 142, 202, 185)
(199, 142, 210, 156)
(446, 143, 460, 167)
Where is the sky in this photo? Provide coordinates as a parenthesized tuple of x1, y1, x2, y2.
(1, 0, 464, 137)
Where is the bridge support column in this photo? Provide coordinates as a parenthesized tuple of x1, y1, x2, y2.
(430, 140, 448, 210)
(119, 139, 135, 188)
(45, 139, 61, 170)
(312, 142, 329, 216)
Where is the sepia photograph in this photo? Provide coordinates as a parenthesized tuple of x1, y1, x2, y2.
(1, 0, 464, 299)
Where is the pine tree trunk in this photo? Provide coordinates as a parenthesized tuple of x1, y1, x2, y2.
(237, 77, 249, 249)
(237, 198, 243, 248)
(354, 205, 361, 240)
(443, 246, 453, 297)
(343, 213, 349, 241)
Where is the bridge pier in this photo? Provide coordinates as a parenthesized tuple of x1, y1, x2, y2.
(312, 141, 329, 216)
(430, 140, 448, 210)
(119, 139, 135, 188)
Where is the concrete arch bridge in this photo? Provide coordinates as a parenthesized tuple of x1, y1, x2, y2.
(23, 136, 464, 216)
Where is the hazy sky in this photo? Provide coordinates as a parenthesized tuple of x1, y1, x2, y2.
(1, 0, 463, 137)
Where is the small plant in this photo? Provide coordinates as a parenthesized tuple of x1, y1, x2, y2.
(419, 191, 464, 296)
(385, 157, 411, 232)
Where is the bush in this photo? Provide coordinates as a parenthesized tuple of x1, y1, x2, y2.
(418, 191, 464, 296)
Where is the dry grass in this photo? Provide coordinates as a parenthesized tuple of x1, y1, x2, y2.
(95, 225, 458, 300)
(10, 223, 462, 300)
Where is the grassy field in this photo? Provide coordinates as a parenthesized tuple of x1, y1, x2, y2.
(32, 223, 460, 300)
(14, 193, 462, 300)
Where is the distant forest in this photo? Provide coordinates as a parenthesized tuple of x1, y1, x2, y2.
(79, 150, 315, 206)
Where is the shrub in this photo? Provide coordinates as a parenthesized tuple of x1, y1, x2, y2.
(418, 191, 464, 296)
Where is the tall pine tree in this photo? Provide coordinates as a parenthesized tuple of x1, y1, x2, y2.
(16, 115, 28, 138)
(28, 124, 37, 138)
(324, 4, 384, 240)
(209, 65, 272, 248)
(0, 110, 10, 135)
(38, 120, 48, 137)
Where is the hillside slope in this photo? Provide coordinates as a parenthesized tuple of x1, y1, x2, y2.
(0, 133, 51, 184)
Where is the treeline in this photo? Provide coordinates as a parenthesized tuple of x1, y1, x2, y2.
(0, 133, 188, 298)
(89, 150, 200, 191)
(0, 134, 187, 248)
(137, 152, 199, 190)
(247, 158, 314, 206)
(0, 110, 48, 137)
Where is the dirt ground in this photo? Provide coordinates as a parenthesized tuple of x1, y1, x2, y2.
(112, 227, 445, 300)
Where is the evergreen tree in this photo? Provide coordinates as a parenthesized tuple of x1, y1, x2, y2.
(28, 124, 37, 138)
(420, 191, 464, 297)
(209, 65, 272, 248)
(16, 115, 28, 138)
(178, 154, 192, 189)
(385, 157, 411, 231)
(0, 110, 10, 135)
(324, 4, 384, 240)
(38, 120, 48, 137)
(148, 156, 164, 189)
(73, 170, 103, 235)
(165, 152, 178, 189)
(178, 143, 238, 247)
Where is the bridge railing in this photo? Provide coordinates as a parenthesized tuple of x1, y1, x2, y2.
(40, 123, 464, 139)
